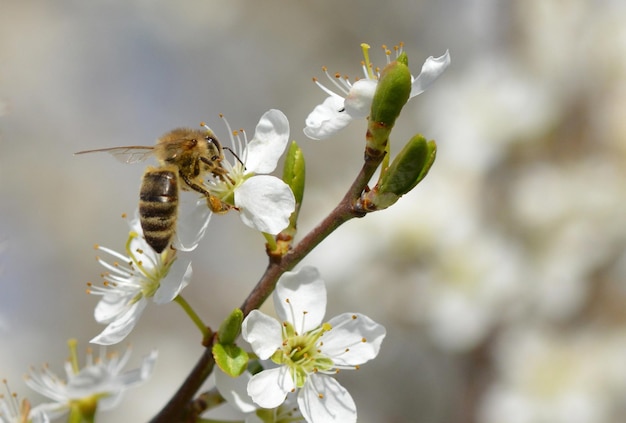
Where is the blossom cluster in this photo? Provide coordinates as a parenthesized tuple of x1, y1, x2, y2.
(3, 42, 450, 422)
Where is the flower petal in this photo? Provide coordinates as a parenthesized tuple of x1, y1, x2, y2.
(93, 292, 135, 324)
(153, 259, 192, 304)
(298, 374, 356, 423)
(90, 299, 148, 345)
(244, 109, 290, 174)
(304, 96, 353, 140)
(115, 349, 158, 388)
(241, 310, 283, 359)
(343, 79, 377, 118)
(173, 198, 213, 251)
(247, 366, 294, 409)
(215, 370, 258, 413)
(410, 50, 451, 98)
(273, 266, 326, 333)
(320, 312, 386, 366)
(235, 176, 295, 235)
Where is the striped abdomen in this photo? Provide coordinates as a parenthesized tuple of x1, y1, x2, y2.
(139, 169, 178, 253)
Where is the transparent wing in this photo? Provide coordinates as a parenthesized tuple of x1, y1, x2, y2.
(74, 146, 156, 164)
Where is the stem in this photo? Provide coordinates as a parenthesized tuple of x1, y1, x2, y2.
(174, 295, 210, 340)
(151, 145, 384, 422)
(149, 346, 216, 423)
(241, 153, 381, 315)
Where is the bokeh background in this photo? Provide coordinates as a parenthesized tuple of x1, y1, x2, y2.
(2, 1, 626, 422)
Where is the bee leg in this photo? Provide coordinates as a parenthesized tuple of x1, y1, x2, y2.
(179, 173, 233, 214)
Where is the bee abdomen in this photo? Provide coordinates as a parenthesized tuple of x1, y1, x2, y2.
(139, 170, 178, 253)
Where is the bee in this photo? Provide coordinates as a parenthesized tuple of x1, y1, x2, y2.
(76, 127, 233, 253)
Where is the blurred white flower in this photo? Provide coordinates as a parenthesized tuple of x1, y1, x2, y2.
(304, 43, 450, 140)
(241, 266, 386, 423)
(1, 381, 49, 423)
(88, 218, 191, 345)
(478, 326, 626, 423)
(207, 109, 295, 234)
(24, 341, 157, 422)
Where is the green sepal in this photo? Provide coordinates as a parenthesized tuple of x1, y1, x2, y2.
(217, 308, 243, 345)
(212, 343, 249, 377)
(379, 135, 437, 196)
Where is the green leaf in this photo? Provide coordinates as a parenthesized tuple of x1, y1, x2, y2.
(212, 344, 249, 377)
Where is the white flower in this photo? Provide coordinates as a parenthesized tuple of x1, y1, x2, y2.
(1, 381, 49, 423)
(207, 109, 295, 235)
(304, 43, 451, 140)
(215, 370, 305, 423)
(241, 266, 386, 423)
(87, 218, 192, 345)
(24, 341, 156, 421)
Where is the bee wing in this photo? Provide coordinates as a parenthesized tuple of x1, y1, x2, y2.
(75, 146, 156, 164)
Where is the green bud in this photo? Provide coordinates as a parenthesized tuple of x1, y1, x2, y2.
(282, 141, 305, 208)
(362, 135, 436, 210)
(380, 135, 436, 195)
(217, 308, 243, 345)
(366, 53, 412, 159)
(212, 343, 249, 377)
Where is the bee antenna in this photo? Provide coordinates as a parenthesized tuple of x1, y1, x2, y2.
(224, 147, 245, 169)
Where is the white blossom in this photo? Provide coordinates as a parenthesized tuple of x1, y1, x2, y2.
(88, 218, 191, 345)
(207, 109, 295, 234)
(24, 342, 156, 421)
(241, 266, 386, 423)
(304, 43, 450, 140)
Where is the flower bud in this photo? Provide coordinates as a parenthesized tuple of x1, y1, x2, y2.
(217, 308, 244, 344)
(282, 141, 305, 210)
(362, 135, 436, 210)
(366, 53, 412, 160)
(379, 134, 436, 196)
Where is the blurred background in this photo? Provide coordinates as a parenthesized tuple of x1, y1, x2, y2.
(2, 0, 626, 422)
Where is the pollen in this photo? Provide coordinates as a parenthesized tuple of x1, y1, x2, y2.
(318, 393, 324, 399)
(121, 212, 127, 218)
(361, 338, 367, 343)
(93, 244, 99, 249)
(351, 315, 357, 319)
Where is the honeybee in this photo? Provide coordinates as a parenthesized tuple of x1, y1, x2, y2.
(76, 127, 232, 253)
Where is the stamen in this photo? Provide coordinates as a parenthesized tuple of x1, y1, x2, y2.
(361, 43, 374, 79)
(67, 338, 80, 375)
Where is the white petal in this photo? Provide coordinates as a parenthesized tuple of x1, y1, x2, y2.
(320, 313, 386, 366)
(174, 197, 213, 251)
(244, 109, 290, 174)
(274, 267, 326, 333)
(410, 50, 451, 98)
(247, 367, 294, 409)
(235, 176, 295, 235)
(298, 374, 356, 423)
(115, 349, 158, 388)
(153, 259, 192, 304)
(343, 79, 377, 118)
(29, 403, 68, 422)
(303, 96, 353, 140)
(215, 370, 258, 413)
(90, 299, 148, 345)
(94, 292, 135, 324)
(241, 310, 283, 359)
